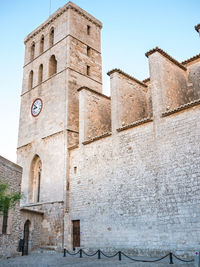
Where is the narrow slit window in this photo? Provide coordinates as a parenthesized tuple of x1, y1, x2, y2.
(38, 64, 43, 83)
(30, 42, 35, 61)
(40, 35, 44, 53)
(28, 70, 34, 89)
(49, 55, 57, 77)
(87, 65, 90, 76)
(49, 27, 54, 47)
(87, 46, 91, 57)
(87, 25, 91, 35)
(2, 211, 8, 234)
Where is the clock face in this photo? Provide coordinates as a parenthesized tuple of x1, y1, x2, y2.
(31, 98, 43, 117)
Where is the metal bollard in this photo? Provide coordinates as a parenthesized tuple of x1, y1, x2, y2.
(98, 250, 101, 259)
(194, 252, 200, 267)
(169, 253, 173, 264)
(63, 248, 66, 257)
(80, 249, 83, 258)
(118, 251, 121, 261)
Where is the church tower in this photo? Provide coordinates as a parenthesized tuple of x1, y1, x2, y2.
(17, 2, 102, 249)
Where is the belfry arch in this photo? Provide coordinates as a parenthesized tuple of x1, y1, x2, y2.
(29, 155, 42, 203)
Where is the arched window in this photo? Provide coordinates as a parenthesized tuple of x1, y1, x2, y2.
(49, 27, 54, 47)
(40, 35, 44, 53)
(28, 70, 33, 89)
(49, 55, 57, 77)
(38, 64, 43, 83)
(30, 42, 35, 61)
(29, 155, 42, 203)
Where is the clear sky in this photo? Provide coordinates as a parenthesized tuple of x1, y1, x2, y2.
(1, 0, 200, 163)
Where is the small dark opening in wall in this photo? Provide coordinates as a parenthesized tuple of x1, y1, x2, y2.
(67, 181, 70, 191)
(87, 25, 91, 35)
(87, 65, 90, 76)
(74, 166, 77, 173)
(87, 46, 91, 56)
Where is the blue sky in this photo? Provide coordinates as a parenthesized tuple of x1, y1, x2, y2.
(1, 0, 200, 162)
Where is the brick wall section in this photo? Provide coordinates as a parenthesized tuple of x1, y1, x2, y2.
(0, 156, 22, 258)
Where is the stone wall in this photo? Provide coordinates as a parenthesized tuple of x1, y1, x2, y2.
(0, 156, 22, 258)
(78, 87, 111, 143)
(68, 47, 200, 256)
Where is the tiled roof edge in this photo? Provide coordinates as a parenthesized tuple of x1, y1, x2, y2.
(107, 68, 148, 88)
(145, 47, 187, 71)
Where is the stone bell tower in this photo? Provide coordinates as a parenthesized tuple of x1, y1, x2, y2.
(17, 1, 102, 249)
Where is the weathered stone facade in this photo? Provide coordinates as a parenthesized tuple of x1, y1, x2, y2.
(0, 156, 22, 258)
(17, 1, 200, 257)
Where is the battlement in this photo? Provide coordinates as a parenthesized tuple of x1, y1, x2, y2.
(71, 24, 200, 147)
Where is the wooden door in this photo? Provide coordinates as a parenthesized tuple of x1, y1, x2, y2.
(72, 220, 80, 248)
(24, 220, 30, 255)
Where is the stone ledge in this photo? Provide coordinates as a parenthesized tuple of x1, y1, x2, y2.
(68, 144, 79, 150)
(82, 132, 112, 145)
(162, 98, 200, 117)
(182, 53, 200, 65)
(107, 68, 148, 88)
(78, 86, 110, 99)
(117, 117, 153, 132)
(21, 200, 64, 207)
(145, 47, 187, 71)
(20, 208, 44, 215)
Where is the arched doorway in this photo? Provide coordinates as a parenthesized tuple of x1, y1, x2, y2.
(24, 220, 31, 255)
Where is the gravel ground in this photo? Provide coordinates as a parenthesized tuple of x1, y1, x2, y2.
(0, 251, 194, 267)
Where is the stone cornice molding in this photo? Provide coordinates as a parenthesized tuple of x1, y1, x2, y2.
(107, 68, 148, 88)
(78, 86, 110, 100)
(145, 47, 187, 71)
(117, 117, 153, 132)
(24, 1, 102, 44)
(82, 132, 112, 145)
(182, 53, 200, 65)
(162, 98, 200, 117)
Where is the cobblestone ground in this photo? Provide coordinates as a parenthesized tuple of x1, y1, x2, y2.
(0, 251, 194, 267)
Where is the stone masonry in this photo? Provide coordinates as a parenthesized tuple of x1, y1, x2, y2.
(16, 1, 200, 257)
(0, 156, 22, 258)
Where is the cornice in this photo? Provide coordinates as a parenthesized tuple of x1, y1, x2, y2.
(78, 86, 110, 99)
(117, 117, 153, 132)
(107, 68, 148, 88)
(143, 77, 150, 83)
(162, 98, 200, 117)
(182, 53, 200, 65)
(82, 132, 112, 145)
(24, 1, 102, 44)
(145, 47, 187, 71)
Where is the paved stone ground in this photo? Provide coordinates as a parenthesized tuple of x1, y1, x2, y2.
(0, 251, 194, 267)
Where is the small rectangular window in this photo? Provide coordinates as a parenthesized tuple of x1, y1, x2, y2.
(87, 46, 91, 57)
(2, 212, 8, 234)
(87, 65, 90, 76)
(87, 25, 91, 35)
